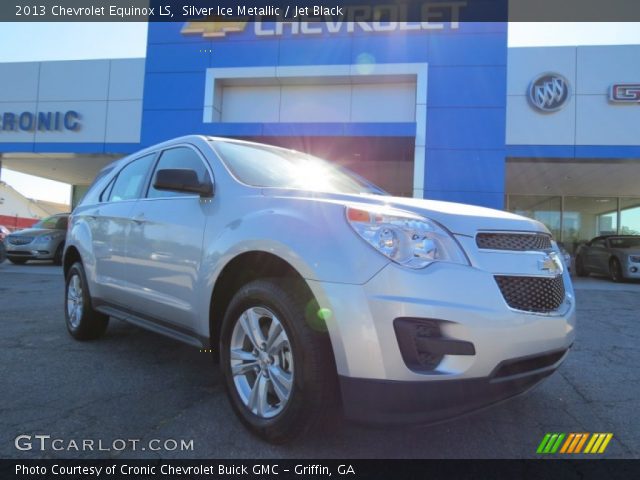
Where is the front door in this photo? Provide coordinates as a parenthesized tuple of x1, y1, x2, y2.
(125, 145, 213, 330)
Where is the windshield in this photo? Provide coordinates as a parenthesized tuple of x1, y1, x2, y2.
(609, 237, 640, 249)
(33, 216, 67, 230)
(211, 140, 387, 195)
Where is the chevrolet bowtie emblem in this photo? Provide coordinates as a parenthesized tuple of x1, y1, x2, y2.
(181, 20, 248, 38)
(539, 253, 562, 274)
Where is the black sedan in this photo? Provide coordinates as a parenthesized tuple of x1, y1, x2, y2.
(575, 235, 640, 282)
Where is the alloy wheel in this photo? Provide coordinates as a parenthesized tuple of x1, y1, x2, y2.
(66, 274, 84, 328)
(229, 306, 294, 419)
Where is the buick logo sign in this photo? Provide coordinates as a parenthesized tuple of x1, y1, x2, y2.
(529, 73, 570, 112)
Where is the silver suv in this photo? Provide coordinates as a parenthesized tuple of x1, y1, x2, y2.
(64, 136, 575, 443)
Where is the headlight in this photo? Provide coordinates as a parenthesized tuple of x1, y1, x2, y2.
(35, 235, 53, 243)
(629, 256, 640, 263)
(346, 206, 468, 269)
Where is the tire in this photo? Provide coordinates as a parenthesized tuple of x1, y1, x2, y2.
(8, 258, 28, 265)
(65, 262, 109, 340)
(609, 257, 624, 283)
(53, 243, 64, 266)
(575, 255, 588, 277)
(220, 278, 338, 444)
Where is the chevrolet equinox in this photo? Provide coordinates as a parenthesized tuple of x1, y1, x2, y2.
(64, 136, 575, 443)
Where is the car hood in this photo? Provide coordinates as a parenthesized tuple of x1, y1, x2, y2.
(9, 228, 61, 237)
(261, 189, 548, 237)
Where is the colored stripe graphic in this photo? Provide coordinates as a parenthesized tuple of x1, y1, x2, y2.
(584, 434, 599, 453)
(574, 433, 589, 453)
(597, 434, 613, 453)
(539, 433, 613, 454)
(560, 433, 575, 453)
(537, 434, 552, 454)
(585, 433, 614, 454)
(549, 433, 565, 453)
(561, 433, 588, 453)
(537, 433, 565, 454)
(543, 434, 558, 453)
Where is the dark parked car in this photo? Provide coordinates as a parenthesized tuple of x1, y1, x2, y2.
(0, 239, 6, 264)
(4, 213, 69, 265)
(575, 235, 640, 282)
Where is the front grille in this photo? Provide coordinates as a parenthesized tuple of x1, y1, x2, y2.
(7, 236, 33, 246)
(492, 349, 568, 379)
(476, 232, 552, 251)
(495, 275, 565, 313)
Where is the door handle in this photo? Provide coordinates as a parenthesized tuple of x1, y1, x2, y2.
(87, 209, 100, 220)
(132, 213, 145, 225)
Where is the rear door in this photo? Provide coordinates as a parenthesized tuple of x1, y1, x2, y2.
(125, 145, 213, 330)
(87, 153, 156, 304)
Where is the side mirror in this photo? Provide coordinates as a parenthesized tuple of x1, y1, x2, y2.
(153, 169, 214, 197)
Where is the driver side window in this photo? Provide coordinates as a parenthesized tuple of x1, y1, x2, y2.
(147, 147, 211, 199)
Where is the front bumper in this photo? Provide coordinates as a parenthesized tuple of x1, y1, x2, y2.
(5, 244, 55, 260)
(307, 257, 576, 423)
(623, 263, 640, 279)
(340, 347, 569, 425)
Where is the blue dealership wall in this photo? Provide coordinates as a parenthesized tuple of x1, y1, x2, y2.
(142, 22, 507, 208)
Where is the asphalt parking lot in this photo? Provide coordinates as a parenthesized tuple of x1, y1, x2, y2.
(0, 261, 638, 459)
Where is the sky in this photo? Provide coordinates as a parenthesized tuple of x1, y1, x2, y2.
(1, 22, 640, 204)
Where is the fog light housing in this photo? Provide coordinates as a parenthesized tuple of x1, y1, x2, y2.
(394, 318, 475, 373)
(630, 266, 638, 273)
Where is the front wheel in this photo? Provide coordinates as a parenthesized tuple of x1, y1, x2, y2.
(65, 262, 109, 340)
(609, 258, 624, 283)
(220, 279, 338, 443)
(574, 255, 588, 277)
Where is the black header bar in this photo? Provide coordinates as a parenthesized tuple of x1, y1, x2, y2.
(2, 459, 640, 480)
(3, 0, 640, 22)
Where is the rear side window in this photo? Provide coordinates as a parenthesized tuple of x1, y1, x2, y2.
(100, 177, 116, 202)
(77, 166, 115, 206)
(147, 147, 211, 199)
(108, 154, 156, 202)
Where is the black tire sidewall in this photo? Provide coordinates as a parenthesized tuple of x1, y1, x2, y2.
(65, 263, 88, 336)
(610, 258, 623, 282)
(575, 256, 587, 276)
(64, 262, 108, 339)
(219, 280, 331, 443)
